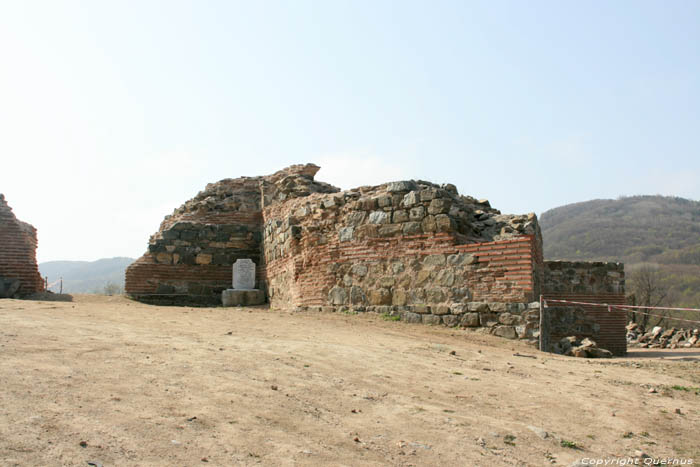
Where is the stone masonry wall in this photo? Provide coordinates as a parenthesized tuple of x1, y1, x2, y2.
(0, 194, 43, 297)
(541, 261, 627, 356)
(259, 178, 543, 340)
(125, 164, 337, 303)
(126, 164, 627, 350)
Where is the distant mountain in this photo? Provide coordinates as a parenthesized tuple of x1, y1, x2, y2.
(540, 195, 700, 308)
(39, 257, 134, 294)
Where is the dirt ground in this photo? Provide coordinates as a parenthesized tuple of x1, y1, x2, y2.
(1, 295, 698, 466)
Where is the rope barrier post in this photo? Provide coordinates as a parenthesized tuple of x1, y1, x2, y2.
(538, 294, 545, 352)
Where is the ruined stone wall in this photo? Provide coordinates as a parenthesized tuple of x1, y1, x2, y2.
(0, 194, 43, 297)
(125, 164, 337, 303)
(125, 178, 263, 303)
(259, 178, 543, 339)
(541, 261, 627, 356)
(126, 164, 628, 350)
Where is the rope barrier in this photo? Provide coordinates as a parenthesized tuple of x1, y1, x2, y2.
(542, 298, 700, 327)
(611, 306, 700, 326)
(544, 298, 700, 313)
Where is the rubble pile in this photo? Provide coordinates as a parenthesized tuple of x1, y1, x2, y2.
(626, 322, 700, 349)
(551, 336, 613, 358)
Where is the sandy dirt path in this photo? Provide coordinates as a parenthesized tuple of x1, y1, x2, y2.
(1, 295, 698, 466)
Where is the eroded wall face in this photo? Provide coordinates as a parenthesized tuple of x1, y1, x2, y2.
(259, 184, 544, 339)
(124, 165, 631, 352)
(125, 178, 264, 303)
(263, 232, 542, 338)
(264, 234, 540, 308)
(0, 195, 43, 296)
(541, 261, 627, 356)
(125, 165, 339, 303)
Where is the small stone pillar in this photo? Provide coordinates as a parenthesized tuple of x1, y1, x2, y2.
(222, 259, 265, 306)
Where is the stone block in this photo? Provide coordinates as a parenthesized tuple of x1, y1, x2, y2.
(402, 222, 422, 235)
(428, 198, 451, 215)
(419, 188, 437, 201)
(222, 289, 265, 306)
(387, 181, 416, 192)
(377, 276, 395, 287)
(392, 210, 409, 223)
(409, 288, 426, 303)
(401, 191, 419, 207)
(162, 230, 179, 240)
(452, 287, 471, 302)
(498, 313, 521, 325)
(422, 314, 442, 325)
(415, 270, 431, 286)
(467, 302, 490, 312)
(339, 227, 354, 242)
(195, 253, 212, 265)
(351, 264, 368, 277)
(156, 252, 172, 264)
(480, 312, 499, 327)
(433, 305, 450, 315)
(369, 288, 391, 305)
(447, 253, 476, 266)
(329, 286, 347, 305)
(392, 289, 408, 306)
(421, 215, 437, 232)
(492, 325, 517, 339)
(181, 230, 197, 241)
(436, 270, 455, 287)
(442, 315, 461, 327)
(377, 195, 392, 208)
(423, 254, 446, 267)
(379, 224, 402, 237)
(354, 224, 378, 239)
(358, 197, 377, 210)
(413, 304, 430, 314)
(350, 286, 367, 305)
(322, 197, 337, 208)
(409, 205, 425, 221)
(346, 211, 366, 226)
(426, 288, 446, 303)
(368, 211, 389, 224)
(402, 312, 422, 324)
(460, 312, 480, 327)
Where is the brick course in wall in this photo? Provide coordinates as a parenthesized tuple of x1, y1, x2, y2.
(262, 234, 540, 310)
(0, 194, 43, 297)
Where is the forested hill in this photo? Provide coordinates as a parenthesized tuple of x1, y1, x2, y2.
(540, 195, 700, 265)
(540, 195, 700, 308)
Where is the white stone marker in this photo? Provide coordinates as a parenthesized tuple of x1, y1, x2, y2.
(232, 258, 256, 290)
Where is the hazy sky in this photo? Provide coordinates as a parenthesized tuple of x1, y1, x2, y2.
(1, 1, 698, 263)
